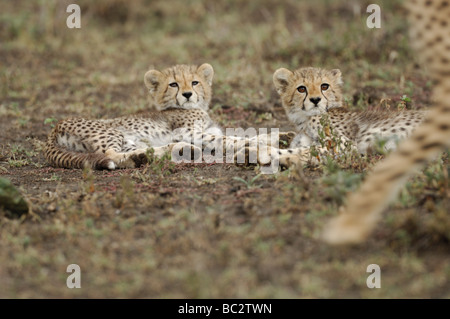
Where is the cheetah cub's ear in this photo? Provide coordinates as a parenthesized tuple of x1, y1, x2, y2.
(197, 63, 214, 86)
(273, 68, 293, 95)
(144, 69, 164, 94)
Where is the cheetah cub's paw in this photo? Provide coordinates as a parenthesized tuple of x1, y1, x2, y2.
(91, 158, 116, 170)
(277, 148, 308, 169)
(130, 152, 149, 168)
(105, 148, 147, 169)
(278, 146, 327, 169)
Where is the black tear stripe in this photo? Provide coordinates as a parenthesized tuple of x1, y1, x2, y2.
(175, 86, 180, 106)
(302, 93, 308, 109)
(193, 84, 199, 97)
(322, 91, 329, 109)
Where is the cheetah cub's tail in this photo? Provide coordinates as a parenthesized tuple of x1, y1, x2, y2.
(322, 0, 450, 244)
(44, 124, 115, 170)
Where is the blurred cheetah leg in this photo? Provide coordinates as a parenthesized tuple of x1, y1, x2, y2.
(322, 0, 450, 245)
(322, 106, 450, 244)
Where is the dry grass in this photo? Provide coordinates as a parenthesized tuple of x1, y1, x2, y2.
(0, 0, 448, 298)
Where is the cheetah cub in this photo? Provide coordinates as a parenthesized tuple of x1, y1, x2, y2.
(271, 67, 426, 167)
(44, 63, 223, 170)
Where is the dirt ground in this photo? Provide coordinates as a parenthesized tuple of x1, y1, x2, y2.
(0, 0, 448, 298)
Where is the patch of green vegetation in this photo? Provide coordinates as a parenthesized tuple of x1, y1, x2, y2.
(42, 174, 61, 182)
(44, 117, 57, 128)
(7, 144, 38, 168)
(398, 94, 412, 110)
(233, 173, 262, 189)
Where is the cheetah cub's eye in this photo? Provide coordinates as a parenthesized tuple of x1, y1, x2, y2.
(297, 86, 307, 93)
(321, 83, 329, 91)
(192, 81, 199, 86)
(169, 82, 178, 88)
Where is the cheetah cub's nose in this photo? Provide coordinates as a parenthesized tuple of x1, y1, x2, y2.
(309, 97, 321, 106)
(182, 92, 193, 99)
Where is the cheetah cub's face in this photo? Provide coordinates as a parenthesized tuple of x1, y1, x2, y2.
(273, 67, 343, 119)
(144, 63, 214, 111)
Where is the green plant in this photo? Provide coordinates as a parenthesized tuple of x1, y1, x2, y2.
(7, 144, 37, 168)
(233, 173, 262, 189)
(44, 117, 57, 128)
(398, 94, 412, 110)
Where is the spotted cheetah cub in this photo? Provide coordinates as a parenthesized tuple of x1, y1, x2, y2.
(271, 67, 426, 167)
(44, 63, 222, 170)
